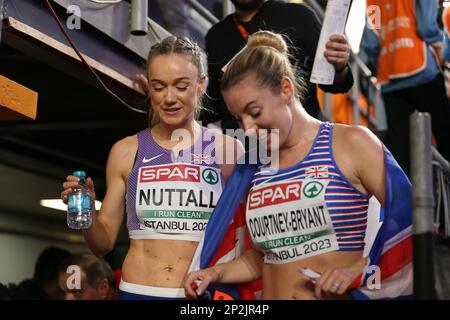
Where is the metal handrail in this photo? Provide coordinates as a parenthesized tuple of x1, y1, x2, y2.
(433, 147, 450, 178)
(410, 112, 438, 299)
(183, 0, 219, 25)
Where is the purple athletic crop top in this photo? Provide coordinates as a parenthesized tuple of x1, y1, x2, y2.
(126, 126, 224, 242)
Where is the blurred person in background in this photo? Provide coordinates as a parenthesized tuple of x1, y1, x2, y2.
(15, 246, 70, 300)
(361, 0, 450, 177)
(58, 253, 115, 300)
(201, 0, 354, 130)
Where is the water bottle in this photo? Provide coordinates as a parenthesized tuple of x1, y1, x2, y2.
(67, 171, 92, 230)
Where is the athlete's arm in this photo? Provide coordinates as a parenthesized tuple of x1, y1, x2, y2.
(345, 125, 386, 205)
(312, 126, 385, 298)
(85, 137, 137, 256)
(62, 136, 136, 256)
(184, 247, 263, 299)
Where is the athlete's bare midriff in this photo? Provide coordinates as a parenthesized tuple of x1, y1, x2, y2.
(261, 250, 362, 300)
(121, 239, 198, 288)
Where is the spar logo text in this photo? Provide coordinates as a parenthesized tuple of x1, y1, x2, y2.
(140, 164, 201, 183)
(249, 181, 303, 209)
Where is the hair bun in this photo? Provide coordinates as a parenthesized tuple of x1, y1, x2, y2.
(247, 30, 288, 55)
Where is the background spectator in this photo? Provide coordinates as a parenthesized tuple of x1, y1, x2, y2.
(14, 246, 70, 300)
(58, 253, 115, 300)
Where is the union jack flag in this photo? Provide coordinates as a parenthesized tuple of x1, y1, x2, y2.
(189, 161, 260, 300)
(306, 166, 329, 178)
(350, 147, 413, 299)
(192, 154, 213, 165)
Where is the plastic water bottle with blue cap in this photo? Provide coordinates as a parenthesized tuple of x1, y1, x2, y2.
(67, 171, 92, 229)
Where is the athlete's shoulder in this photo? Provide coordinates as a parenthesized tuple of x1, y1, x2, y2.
(218, 132, 244, 181)
(337, 124, 379, 144)
(333, 123, 383, 161)
(109, 134, 139, 162)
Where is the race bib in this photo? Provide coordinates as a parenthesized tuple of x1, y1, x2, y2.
(136, 163, 222, 236)
(246, 179, 338, 264)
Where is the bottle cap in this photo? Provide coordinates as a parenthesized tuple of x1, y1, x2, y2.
(73, 171, 86, 179)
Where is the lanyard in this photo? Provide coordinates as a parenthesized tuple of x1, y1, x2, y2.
(232, 14, 250, 41)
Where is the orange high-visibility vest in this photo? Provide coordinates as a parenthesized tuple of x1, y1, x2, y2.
(316, 87, 371, 127)
(443, 6, 450, 35)
(366, 0, 426, 84)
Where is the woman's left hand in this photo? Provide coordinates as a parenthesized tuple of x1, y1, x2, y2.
(134, 73, 149, 95)
(324, 34, 352, 72)
(314, 257, 367, 299)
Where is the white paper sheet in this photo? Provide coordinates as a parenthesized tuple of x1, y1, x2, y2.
(310, 0, 351, 85)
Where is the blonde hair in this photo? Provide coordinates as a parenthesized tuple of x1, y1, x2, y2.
(221, 30, 306, 102)
(146, 36, 207, 127)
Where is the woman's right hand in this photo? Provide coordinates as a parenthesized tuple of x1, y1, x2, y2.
(60, 175, 96, 205)
(184, 268, 220, 299)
